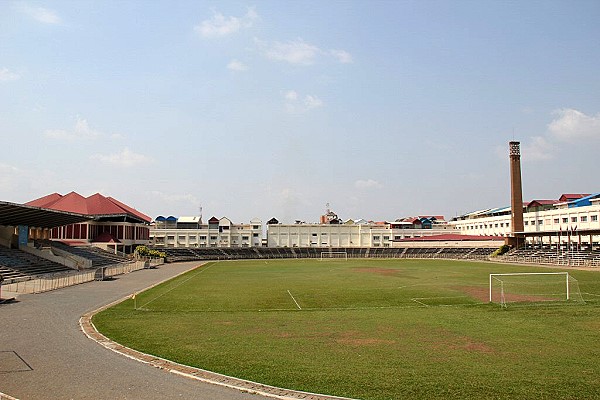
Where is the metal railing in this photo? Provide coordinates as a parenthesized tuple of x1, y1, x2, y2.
(2, 259, 162, 294)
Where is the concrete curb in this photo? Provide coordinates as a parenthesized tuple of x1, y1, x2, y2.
(79, 262, 355, 400)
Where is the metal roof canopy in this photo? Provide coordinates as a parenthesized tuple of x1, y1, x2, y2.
(0, 201, 91, 228)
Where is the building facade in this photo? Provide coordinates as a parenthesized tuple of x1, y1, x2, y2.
(267, 221, 455, 248)
(26, 192, 151, 253)
(450, 193, 600, 247)
(150, 216, 262, 248)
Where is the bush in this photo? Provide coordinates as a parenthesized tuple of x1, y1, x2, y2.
(135, 245, 166, 259)
(491, 244, 510, 257)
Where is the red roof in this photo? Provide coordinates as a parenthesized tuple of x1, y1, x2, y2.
(26, 192, 151, 223)
(93, 232, 121, 243)
(559, 194, 590, 202)
(395, 234, 504, 242)
(527, 199, 557, 207)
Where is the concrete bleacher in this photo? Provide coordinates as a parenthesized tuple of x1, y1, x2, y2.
(48, 241, 131, 268)
(153, 246, 497, 263)
(0, 246, 73, 283)
(500, 247, 600, 267)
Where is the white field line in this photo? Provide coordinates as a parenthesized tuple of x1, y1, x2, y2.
(582, 292, 600, 297)
(411, 296, 473, 307)
(138, 263, 215, 310)
(411, 298, 429, 307)
(287, 290, 302, 310)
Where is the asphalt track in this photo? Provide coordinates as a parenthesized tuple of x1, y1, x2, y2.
(0, 262, 263, 400)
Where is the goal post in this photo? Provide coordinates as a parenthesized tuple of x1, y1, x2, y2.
(320, 251, 348, 261)
(489, 272, 583, 306)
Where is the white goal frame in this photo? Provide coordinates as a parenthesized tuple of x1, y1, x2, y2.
(489, 272, 570, 303)
(319, 251, 348, 261)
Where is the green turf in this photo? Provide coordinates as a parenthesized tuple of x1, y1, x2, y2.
(93, 259, 600, 399)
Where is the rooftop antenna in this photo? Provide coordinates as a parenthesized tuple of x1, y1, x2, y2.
(199, 205, 203, 224)
(325, 202, 330, 214)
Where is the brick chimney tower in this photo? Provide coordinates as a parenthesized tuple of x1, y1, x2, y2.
(508, 141, 524, 247)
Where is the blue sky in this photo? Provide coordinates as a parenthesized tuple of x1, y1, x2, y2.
(1, 1, 599, 223)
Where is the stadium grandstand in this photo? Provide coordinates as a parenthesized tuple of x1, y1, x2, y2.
(0, 195, 157, 294)
(26, 191, 151, 254)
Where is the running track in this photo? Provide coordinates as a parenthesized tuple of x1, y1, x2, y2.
(0, 262, 262, 400)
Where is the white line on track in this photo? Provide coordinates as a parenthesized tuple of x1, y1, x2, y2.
(287, 290, 302, 310)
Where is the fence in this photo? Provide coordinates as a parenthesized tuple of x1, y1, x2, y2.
(497, 253, 600, 268)
(2, 259, 163, 294)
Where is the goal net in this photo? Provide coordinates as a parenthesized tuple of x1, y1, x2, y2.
(320, 251, 348, 261)
(489, 272, 584, 307)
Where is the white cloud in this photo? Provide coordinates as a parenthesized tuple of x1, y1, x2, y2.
(14, 3, 61, 24)
(44, 117, 102, 140)
(0, 68, 21, 81)
(518, 108, 600, 163)
(284, 90, 298, 101)
(257, 38, 321, 65)
(354, 179, 383, 189)
(283, 90, 323, 113)
(194, 8, 257, 38)
(522, 136, 554, 161)
(255, 38, 352, 66)
(91, 148, 151, 167)
(304, 95, 323, 110)
(227, 59, 248, 71)
(330, 49, 353, 64)
(548, 108, 600, 142)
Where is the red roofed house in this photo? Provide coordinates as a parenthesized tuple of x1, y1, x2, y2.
(558, 194, 590, 202)
(26, 192, 151, 253)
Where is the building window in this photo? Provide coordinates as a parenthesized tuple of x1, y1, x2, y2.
(538, 220, 543, 225)
(554, 218, 559, 224)
(571, 217, 577, 223)
(383, 236, 390, 240)
(591, 215, 598, 222)
(253, 233, 259, 237)
(562, 217, 568, 223)
(524, 221, 528, 226)
(581, 216, 588, 222)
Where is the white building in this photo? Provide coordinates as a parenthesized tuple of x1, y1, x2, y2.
(150, 216, 262, 248)
(450, 193, 600, 247)
(267, 220, 455, 248)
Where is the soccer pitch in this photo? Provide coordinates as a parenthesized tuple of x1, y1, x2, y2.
(93, 259, 600, 400)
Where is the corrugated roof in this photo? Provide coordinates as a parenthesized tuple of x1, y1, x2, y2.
(177, 216, 201, 223)
(395, 234, 504, 242)
(567, 193, 600, 208)
(0, 201, 90, 228)
(26, 192, 151, 223)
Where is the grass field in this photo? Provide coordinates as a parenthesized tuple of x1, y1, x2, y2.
(93, 259, 600, 399)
